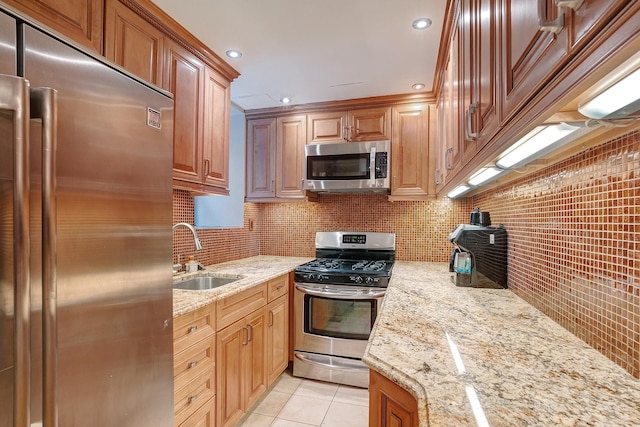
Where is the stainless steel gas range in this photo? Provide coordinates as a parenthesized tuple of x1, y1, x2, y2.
(293, 231, 395, 388)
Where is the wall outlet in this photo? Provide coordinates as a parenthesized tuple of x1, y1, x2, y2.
(249, 219, 254, 231)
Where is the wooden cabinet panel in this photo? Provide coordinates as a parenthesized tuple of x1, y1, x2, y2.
(348, 107, 391, 142)
(4, 0, 103, 53)
(445, 22, 462, 181)
(267, 294, 289, 386)
(276, 115, 306, 198)
(568, 0, 628, 52)
(203, 66, 231, 190)
(390, 103, 435, 197)
(179, 396, 215, 427)
(173, 304, 215, 355)
(307, 111, 347, 143)
(175, 370, 216, 426)
(216, 318, 245, 427)
(246, 118, 277, 198)
(174, 337, 215, 393)
(165, 39, 204, 183)
(369, 370, 418, 427)
(244, 307, 268, 409)
(216, 283, 268, 331)
(267, 274, 288, 302)
(501, 0, 569, 121)
(104, 0, 164, 85)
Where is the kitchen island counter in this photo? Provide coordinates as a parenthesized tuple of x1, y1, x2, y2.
(172, 255, 312, 317)
(364, 261, 640, 426)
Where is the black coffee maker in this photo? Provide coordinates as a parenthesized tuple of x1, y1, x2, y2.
(448, 209, 508, 288)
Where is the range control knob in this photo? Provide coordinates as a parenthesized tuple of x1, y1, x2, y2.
(352, 275, 363, 284)
(365, 276, 374, 285)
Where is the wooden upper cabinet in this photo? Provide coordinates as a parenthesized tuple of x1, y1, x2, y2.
(390, 103, 435, 198)
(203, 66, 231, 190)
(306, 107, 390, 143)
(460, 0, 500, 159)
(246, 118, 277, 199)
(307, 111, 347, 143)
(104, 0, 164, 85)
(501, 0, 569, 122)
(348, 107, 391, 142)
(276, 115, 306, 198)
(4, 0, 103, 53)
(164, 39, 205, 184)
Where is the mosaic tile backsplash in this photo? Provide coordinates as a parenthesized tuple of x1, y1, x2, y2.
(173, 129, 640, 379)
(474, 130, 640, 379)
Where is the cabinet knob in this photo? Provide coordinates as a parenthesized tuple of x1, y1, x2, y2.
(188, 361, 198, 369)
(187, 395, 198, 404)
(187, 326, 198, 333)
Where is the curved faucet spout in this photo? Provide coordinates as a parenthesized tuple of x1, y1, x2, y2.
(172, 222, 203, 250)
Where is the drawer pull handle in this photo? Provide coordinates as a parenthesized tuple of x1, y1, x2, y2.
(188, 361, 198, 369)
(538, 0, 564, 34)
(269, 311, 274, 327)
(242, 326, 248, 346)
(187, 395, 198, 404)
(276, 284, 284, 290)
(187, 326, 198, 333)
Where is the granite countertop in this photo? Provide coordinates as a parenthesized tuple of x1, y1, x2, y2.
(172, 255, 312, 317)
(363, 261, 640, 426)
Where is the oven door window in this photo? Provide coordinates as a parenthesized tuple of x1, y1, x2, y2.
(304, 294, 376, 340)
(306, 154, 370, 180)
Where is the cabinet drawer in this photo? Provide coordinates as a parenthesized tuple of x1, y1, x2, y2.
(217, 283, 268, 330)
(267, 274, 288, 302)
(178, 396, 215, 427)
(174, 337, 215, 393)
(174, 305, 215, 355)
(175, 371, 216, 426)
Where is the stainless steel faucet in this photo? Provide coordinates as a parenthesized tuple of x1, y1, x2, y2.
(172, 222, 204, 250)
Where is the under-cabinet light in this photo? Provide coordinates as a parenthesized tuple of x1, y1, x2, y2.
(447, 185, 471, 198)
(578, 67, 640, 119)
(467, 167, 503, 186)
(496, 123, 581, 169)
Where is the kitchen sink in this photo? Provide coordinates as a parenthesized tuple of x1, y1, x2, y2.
(173, 275, 242, 290)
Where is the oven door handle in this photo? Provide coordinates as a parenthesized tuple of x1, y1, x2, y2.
(294, 352, 370, 372)
(295, 284, 386, 299)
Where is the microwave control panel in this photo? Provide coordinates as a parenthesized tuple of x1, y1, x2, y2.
(375, 152, 388, 178)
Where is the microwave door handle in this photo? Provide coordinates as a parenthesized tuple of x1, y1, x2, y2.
(1, 74, 31, 427)
(370, 147, 376, 184)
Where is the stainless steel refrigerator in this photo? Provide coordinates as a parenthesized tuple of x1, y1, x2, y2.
(0, 3, 175, 426)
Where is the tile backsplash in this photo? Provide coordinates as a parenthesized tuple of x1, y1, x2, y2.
(173, 129, 640, 379)
(474, 130, 640, 379)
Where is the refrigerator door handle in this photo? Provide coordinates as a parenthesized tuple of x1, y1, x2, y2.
(30, 87, 59, 427)
(0, 74, 31, 427)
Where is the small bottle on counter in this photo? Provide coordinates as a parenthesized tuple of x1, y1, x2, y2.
(185, 255, 198, 273)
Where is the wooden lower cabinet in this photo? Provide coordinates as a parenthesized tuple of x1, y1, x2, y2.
(369, 370, 419, 427)
(173, 304, 216, 427)
(266, 293, 289, 385)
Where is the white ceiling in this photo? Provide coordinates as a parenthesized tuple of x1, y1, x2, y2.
(150, 0, 447, 111)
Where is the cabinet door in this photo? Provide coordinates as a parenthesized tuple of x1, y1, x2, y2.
(4, 0, 103, 53)
(267, 295, 289, 386)
(165, 39, 205, 184)
(276, 115, 306, 198)
(348, 107, 391, 142)
(567, 0, 628, 52)
(246, 118, 277, 198)
(307, 111, 347, 143)
(216, 320, 245, 427)
(444, 22, 462, 182)
(476, 0, 500, 147)
(244, 307, 268, 410)
(390, 104, 434, 197)
(202, 66, 231, 192)
(369, 370, 418, 427)
(103, 0, 164, 86)
(501, 0, 568, 122)
(459, 0, 477, 164)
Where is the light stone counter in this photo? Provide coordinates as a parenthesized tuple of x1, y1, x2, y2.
(363, 261, 640, 427)
(172, 255, 312, 317)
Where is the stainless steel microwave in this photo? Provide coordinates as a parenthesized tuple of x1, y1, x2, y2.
(304, 140, 390, 192)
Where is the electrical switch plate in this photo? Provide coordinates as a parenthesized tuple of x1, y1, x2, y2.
(489, 234, 495, 244)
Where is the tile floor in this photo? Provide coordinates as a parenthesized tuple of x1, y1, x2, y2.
(236, 369, 369, 427)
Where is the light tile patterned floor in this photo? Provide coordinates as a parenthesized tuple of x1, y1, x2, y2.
(237, 369, 369, 427)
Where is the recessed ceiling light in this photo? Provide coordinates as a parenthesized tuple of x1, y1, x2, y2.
(226, 49, 242, 59)
(412, 83, 425, 90)
(280, 97, 291, 104)
(412, 18, 432, 30)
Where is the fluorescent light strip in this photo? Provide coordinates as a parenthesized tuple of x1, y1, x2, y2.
(496, 123, 580, 169)
(579, 67, 640, 119)
(447, 185, 471, 198)
(468, 167, 503, 186)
